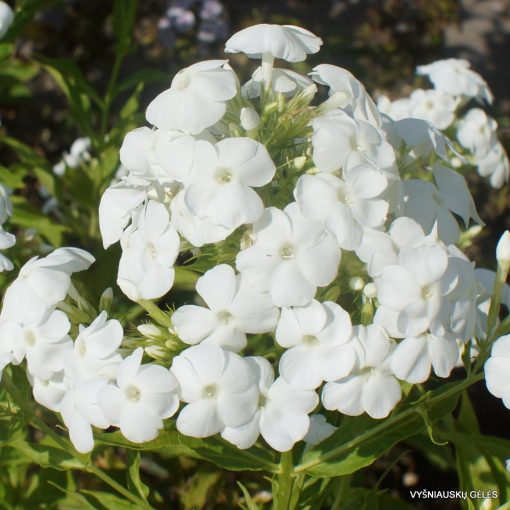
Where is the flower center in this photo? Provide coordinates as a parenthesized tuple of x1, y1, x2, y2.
(337, 185, 353, 204)
(216, 167, 233, 184)
(147, 242, 158, 258)
(24, 330, 36, 346)
(217, 310, 232, 325)
(203, 383, 218, 399)
(125, 384, 141, 402)
(425, 100, 434, 110)
(421, 284, 435, 300)
(279, 243, 295, 260)
(303, 334, 319, 346)
(258, 393, 268, 408)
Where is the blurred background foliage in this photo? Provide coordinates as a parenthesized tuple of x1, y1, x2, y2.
(0, 1, 509, 509)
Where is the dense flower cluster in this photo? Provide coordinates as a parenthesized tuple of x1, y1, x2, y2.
(378, 59, 509, 188)
(1, 23, 509, 455)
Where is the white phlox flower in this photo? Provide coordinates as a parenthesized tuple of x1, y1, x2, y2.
(146, 60, 237, 135)
(99, 348, 180, 443)
(0, 227, 15, 272)
(485, 334, 510, 409)
(304, 414, 337, 447)
(391, 332, 459, 384)
(416, 58, 493, 104)
(242, 67, 314, 99)
(377, 95, 411, 122)
(0, 247, 95, 323)
(60, 377, 111, 453)
(322, 324, 402, 419)
(117, 200, 180, 301)
(236, 203, 340, 307)
(0, 309, 71, 380)
(375, 243, 454, 338)
(171, 344, 258, 438)
(184, 137, 276, 229)
(311, 110, 395, 174)
(0, 183, 13, 223)
(65, 311, 123, 383)
(275, 300, 354, 390)
(225, 24, 322, 63)
(221, 357, 318, 452)
(356, 217, 426, 277)
(477, 141, 510, 189)
(457, 108, 497, 158)
(31, 370, 68, 412)
(295, 155, 389, 251)
(310, 64, 381, 126)
(402, 163, 482, 245)
(408, 88, 459, 130)
(172, 264, 278, 352)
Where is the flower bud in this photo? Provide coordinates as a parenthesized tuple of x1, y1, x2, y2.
(293, 156, 306, 171)
(99, 287, 113, 312)
(137, 323, 164, 339)
(349, 277, 364, 291)
(0, 2, 14, 39)
(240, 107, 260, 131)
(363, 282, 377, 299)
(496, 230, 510, 267)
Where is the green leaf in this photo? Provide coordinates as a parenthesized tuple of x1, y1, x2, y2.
(79, 490, 140, 510)
(0, 43, 13, 62)
(112, 0, 138, 54)
(96, 430, 278, 472)
(38, 57, 103, 136)
(179, 469, 221, 510)
(0, 164, 28, 189)
(126, 451, 149, 501)
(237, 481, 261, 510)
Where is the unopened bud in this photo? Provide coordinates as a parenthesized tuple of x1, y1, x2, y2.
(137, 323, 163, 338)
(349, 277, 364, 291)
(99, 287, 113, 312)
(293, 156, 307, 171)
(240, 107, 260, 131)
(496, 230, 510, 267)
(363, 282, 377, 299)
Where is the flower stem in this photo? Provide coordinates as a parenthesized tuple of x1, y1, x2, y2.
(275, 450, 295, 510)
(261, 52, 274, 93)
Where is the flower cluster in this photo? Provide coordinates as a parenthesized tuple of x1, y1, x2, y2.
(378, 59, 509, 188)
(2, 23, 508, 455)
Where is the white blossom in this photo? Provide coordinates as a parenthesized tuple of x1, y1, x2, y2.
(0, 1, 13, 38)
(485, 334, 510, 409)
(322, 325, 401, 419)
(171, 344, 258, 437)
(477, 141, 509, 189)
(275, 300, 354, 390)
(221, 357, 318, 451)
(236, 203, 340, 307)
(146, 60, 237, 135)
(99, 348, 180, 443)
(408, 88, 458, 130)
(457, 108, 497, 157)
(242, 67, 314, 99)
(172, 264, 278, 352)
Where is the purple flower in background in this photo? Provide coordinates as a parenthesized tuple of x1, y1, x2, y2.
(157, 0, 229, 50)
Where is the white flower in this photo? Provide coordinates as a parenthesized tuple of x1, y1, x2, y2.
(457, 108, 497, 157)
(276, 300, 354, 390)
(0, 2, 14, 38)
(65, 312, 123, 383)
(99, 179, 148, 249)
(225, 24, 322, 63)
(310, 64, 381, 126)
(0, 309, 71, 380)
(322, 325, 401, 419)
(236, 203, 340, 307)
(408, 89, 458, 130)
(377, 95, 411, 121)
(242, 67, 314, 99)
(403, 163, 482, 245)
(117, 200, 180, 301)
(311, 110, 395, 173)
(375, 244, 452, 338)
(99, 348, 179, 443)
(0, 227, 15, 272)
(172, 264, 278, 352)
(497, 231, 510, 268)
(171, 344, 258, 437)
(240, 107, 260, 131)
(485, 334, 510, 409)
(146, 60, 237, 135)
(304, 414, 336, 447)
(0, 248, 95, 323)
(184, 137, 275, 229)
(60, 378, 110, 453)
(391, 332, 459, 384)
(221, 357, 318, 451)
(416, 58, 493, 103)
(356, 218, 426, 277)
(170, 191, 234, 247)
(0, 184, 13, 223)
(295, 159, 389, 251)
(63, 137, 91, 168)
(119, 127, 198, 182)
(477, 141, 509, 189)
(31, 370, 68, 412)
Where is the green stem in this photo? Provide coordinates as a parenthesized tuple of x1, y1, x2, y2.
(99, 51, 124, 140)
(331, 475, 351, 510)
(294, 372, 484, 474)
(138, 299, 172, 328)
(276, 450, 295, 510)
